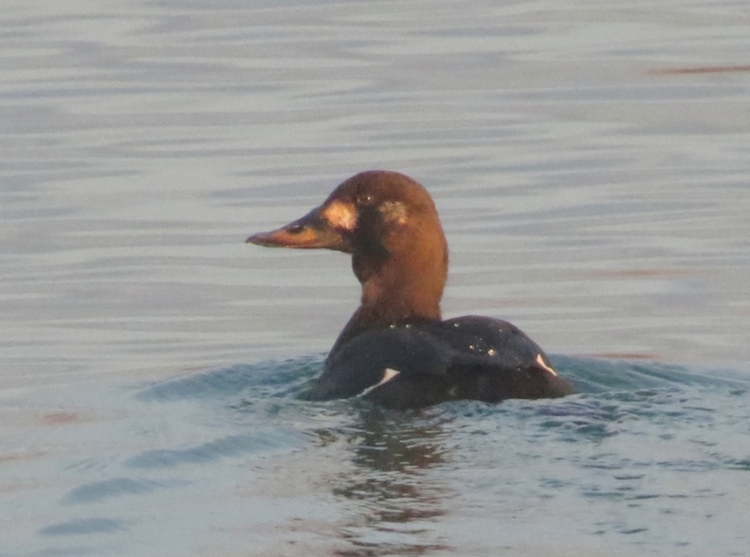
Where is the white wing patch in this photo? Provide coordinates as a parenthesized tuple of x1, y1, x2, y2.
(535, 354, 558, 376)
(358, 368, 401, 397)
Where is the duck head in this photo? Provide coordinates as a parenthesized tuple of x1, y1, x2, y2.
(248, 170, 449, 324)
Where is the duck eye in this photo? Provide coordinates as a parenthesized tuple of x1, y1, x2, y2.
(358, 194, 375, 206)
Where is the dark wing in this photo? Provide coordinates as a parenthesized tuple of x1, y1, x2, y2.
(433, 315, 574, 401)
(436, 315, 551, 370)
(307, 325, 453, 402)
(306, 316, 573, 408)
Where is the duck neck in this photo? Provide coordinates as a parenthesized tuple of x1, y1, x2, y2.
(347, 239, 447, 330)
(328, 255, 444, 359)
(358, 259, 442, 323)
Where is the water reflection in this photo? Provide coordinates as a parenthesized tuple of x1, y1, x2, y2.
(326, 407, 453, 556)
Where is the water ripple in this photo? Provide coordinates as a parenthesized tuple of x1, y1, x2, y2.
(38, 518, 127, 537)
(125, 431, 302, 469)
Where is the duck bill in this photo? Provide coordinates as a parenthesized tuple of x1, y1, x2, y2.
(246, 208, 349, 252)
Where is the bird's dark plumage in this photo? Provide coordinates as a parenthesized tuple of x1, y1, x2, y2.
(248, 170, 574, 409)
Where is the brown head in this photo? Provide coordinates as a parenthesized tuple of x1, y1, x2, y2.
(247, 171, 449, 328)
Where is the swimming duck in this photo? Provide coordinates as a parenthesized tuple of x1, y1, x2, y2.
(247, 170, 574, 409)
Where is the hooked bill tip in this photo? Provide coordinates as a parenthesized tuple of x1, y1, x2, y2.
(245, 224, 334, 249)
(246, 232, 267, 245)
(246, 229, 290, 247)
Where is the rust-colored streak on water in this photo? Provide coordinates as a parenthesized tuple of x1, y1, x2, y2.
(648, 64, 750, 75)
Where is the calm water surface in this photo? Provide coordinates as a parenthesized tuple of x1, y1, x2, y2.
(1, 1, 749, 556)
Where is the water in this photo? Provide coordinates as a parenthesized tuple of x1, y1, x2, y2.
(1, 0, 749, 555)
(5, 358, 749, 556)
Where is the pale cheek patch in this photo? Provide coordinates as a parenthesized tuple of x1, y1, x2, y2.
(323, 200, 357, 231)
(380, 201, 409, 225)
(358, 368, 401, 397)
(535, 354, 558, 376)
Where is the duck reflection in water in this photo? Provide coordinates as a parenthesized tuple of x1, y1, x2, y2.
(315, 407, 453, 556)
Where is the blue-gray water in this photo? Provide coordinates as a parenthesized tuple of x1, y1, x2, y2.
(1, 1, 749, 556)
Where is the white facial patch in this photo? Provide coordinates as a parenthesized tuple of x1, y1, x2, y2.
(358, 368, 401, 397)
(535, 354, 558, 376)
(323, 200, 357, 231)
(379, 200, 408, 225)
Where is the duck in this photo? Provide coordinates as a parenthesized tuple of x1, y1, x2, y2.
(247, 170, 574, 409)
